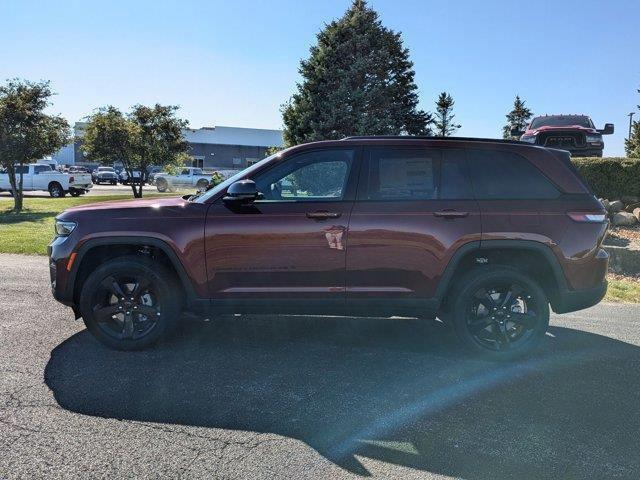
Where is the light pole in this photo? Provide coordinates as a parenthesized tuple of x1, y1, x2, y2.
(629, 112, 636, 141)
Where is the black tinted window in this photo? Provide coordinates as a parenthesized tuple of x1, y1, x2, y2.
(467, 150, 559, 199)
(366, 148, 438, 200)
(440, 149, 472, 199)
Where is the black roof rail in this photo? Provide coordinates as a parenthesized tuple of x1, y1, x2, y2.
(340, 135, 527, 145)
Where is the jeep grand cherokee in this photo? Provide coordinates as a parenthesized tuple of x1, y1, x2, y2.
(48, 136, 609, 358)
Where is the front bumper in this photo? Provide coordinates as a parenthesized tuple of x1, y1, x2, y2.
(48, 235, 76, 307)
(537, 144, 603, 157)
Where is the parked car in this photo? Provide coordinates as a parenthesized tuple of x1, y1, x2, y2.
(513, 114, 614, 157)
(119, 169, 143, 185)
(92, 167, 119, 185)
(145, 166, 162, 185)
(49, 136, 608, 356)
(1, 163, 92, 197)
(154, 167, 211, 192)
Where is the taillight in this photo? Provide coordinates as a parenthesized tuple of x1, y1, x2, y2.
(567, 212, 607, 223)
(69, 176, 74, 183)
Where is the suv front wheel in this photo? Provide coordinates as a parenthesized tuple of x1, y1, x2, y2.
(79, 256, 182, 350)
(449, 266, 550, 359)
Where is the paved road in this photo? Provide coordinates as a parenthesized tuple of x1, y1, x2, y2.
(1, 254, 640, 479)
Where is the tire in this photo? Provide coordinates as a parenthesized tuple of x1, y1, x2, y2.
(79, 255, 183, 350)
(48, 182, 65, 198)
(156, 178, 168, 193)
(111, 181, 117, 185)
(196, 179, 209, 191)
(448, 266, 549, 360)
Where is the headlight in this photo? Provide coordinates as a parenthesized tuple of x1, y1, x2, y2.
(55, 220, 77, 236)
(586, 134, 602, 143)
(520, 135, 537, 144)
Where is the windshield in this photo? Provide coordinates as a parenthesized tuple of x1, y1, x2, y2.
(530, 116, 593, 129)
(193, 153, 281, 203)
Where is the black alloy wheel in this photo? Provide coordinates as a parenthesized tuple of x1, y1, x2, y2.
(79, 256, 182, 350)
(450, 267, 549, 359)
(90, 274, 161, 341)
(466, 283, 540, 351)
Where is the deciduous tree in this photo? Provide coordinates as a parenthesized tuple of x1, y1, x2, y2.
(0, 79, 70, 212)
(83, 104, 189, 197)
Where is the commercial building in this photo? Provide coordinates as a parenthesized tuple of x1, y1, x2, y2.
(53, 123, 284, 170)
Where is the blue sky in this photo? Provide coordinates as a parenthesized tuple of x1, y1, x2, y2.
(1, 0, 638, 155)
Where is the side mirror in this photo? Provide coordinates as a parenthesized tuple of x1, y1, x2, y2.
(223, 179, 259, 205)
(598, 123, 614, 135)
(510, 128, 524, 138)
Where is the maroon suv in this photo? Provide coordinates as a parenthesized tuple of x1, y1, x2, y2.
(49, 137, 609, 357)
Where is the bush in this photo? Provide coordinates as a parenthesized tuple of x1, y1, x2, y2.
(572, 157, 640, 199)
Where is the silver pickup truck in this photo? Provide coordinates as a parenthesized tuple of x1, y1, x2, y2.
(154, 167, 212, 192)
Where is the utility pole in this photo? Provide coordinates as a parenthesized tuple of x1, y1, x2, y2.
(629, 112, 636, 141)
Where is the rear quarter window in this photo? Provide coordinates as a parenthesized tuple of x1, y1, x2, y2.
(467, 149, 560, 200)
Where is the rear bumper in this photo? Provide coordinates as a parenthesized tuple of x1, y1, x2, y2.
(70, 183, 93, 190)
(552, 280, 607, 314)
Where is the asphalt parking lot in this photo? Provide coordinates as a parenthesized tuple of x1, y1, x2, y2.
(1, 253, 640, 479)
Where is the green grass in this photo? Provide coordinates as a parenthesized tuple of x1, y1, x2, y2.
(605, 277, 640, 303)
(0, 194, 186, 255)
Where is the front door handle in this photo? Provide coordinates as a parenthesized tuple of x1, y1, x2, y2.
(433, 210, 469, 219)
(306, 211, 342, 220)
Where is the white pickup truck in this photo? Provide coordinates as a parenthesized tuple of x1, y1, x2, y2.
(0, 164, 93, 198)
(154, 167, 213, 192)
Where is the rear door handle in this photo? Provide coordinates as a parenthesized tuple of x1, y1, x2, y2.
(306, 211, 342, 220)
(433, 210, 469, 219)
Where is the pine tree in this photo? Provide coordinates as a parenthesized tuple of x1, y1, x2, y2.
(502, 95, 533, 139)
(625, 88, 640, 158)
(282, 0, 432, 145)
(434, 92, 461, 137)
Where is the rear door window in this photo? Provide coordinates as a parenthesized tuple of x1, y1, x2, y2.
(466, 149, 560, 199)
(363, 148, 439, 200)
(361, 147, 472, 200)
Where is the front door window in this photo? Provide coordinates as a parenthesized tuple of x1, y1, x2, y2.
(253, 149, 355, 202)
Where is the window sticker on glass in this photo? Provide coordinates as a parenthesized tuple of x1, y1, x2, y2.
(370, 149, 437, 199)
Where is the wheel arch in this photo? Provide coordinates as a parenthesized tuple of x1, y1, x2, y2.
(70, 237, 200, 306)
(436, 240, 568, 312)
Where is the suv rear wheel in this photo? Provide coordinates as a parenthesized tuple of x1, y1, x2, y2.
(449, 266, 549, 359)
(79, 256, 182, 350)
